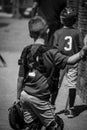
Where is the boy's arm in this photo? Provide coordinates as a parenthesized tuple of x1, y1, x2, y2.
(67, 52, 81, 64)
(17, 76, 24, 100)
(67, 45, 87, 64)
(17, 61, 25, 100)
(84, 34, 87, 45)
(49, 45, 87, 69)
(17, 47, 28, 100)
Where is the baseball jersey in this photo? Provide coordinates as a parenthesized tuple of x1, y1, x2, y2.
(53, 27, 83, 56)
(53, 27, 83, 88)
(18, 44, 68, 100)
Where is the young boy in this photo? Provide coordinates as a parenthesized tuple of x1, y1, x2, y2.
(53, 7, 83, 118)
(17, 16, 87, 129)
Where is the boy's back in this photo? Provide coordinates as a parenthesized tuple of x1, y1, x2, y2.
(53, 27, 83, 56)
(19, 43, 68, 100)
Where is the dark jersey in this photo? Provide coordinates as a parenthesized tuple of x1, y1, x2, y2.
(18, 44, 68, 100)
(53, 27, 83, 56)
(33, 0, 66, 25)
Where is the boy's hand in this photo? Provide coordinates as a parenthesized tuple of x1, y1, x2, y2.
(84, 34, 87, 45)
(82, 45, 87, 55)
(80, 45, 87, 58)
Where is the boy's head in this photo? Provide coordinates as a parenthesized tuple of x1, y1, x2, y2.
(28, 16, 49, 39)
(60, 7, 77, 27)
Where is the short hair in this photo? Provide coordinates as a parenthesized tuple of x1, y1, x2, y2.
(28, 16, 48, 38)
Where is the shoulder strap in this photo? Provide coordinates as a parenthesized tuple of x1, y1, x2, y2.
(31, 44, 50, 57)
(19, 44, 54, 79)
(18, 45, 32, 66)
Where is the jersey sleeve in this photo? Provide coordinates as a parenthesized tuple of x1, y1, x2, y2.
(18, 47, 29, 78)
(53, 50, 68, 69)
(46, 49, 68, 69)
(53, 29, 84, 56)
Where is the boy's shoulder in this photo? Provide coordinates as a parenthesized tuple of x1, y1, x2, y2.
(67, 26, 81, 34)
(22, 44, 41, 52)
(21, 44, 50, 57)
(55, 27, 64, 34)
(55, 27, 80, 35)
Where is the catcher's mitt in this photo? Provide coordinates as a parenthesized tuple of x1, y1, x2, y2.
(8, 101, 24, 130)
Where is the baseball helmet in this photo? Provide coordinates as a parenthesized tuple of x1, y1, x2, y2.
(60, 7, 77, 26)
(28, 16, 48, 38)
(8, 101, 25, 130)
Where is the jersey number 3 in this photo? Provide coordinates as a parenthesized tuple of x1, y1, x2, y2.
(64, 36, 72, 51)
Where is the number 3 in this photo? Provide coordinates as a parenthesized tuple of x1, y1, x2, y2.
(64, 36, 72, 51)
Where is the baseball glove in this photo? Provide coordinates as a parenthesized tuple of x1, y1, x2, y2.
(8, 101, 24, 130)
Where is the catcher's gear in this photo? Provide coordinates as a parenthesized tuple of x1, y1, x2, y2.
(8, 101, 64, 130)
(60, 7, 77, 26)
(8, 101, 24, 130)
(47, 114, 64, 130)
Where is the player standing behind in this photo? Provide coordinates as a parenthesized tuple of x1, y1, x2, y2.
(53, 7, 83, 118)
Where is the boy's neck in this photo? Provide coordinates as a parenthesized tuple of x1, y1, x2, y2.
(63, 25, 73, 29)
(34, 38, 45, 45)
(64, 26, 68, 28)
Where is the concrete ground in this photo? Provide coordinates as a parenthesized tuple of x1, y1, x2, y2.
(0, 15, 87, 130)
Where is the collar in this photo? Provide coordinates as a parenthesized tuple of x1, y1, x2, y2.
(34, 38, 45, 45)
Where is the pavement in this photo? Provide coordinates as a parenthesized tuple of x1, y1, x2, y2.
(0, 14, 87, 130)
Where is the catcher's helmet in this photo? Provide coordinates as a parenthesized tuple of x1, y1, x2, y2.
(28, 16, 48, 38)
(8, 101, 24, 130)
(60, 7, 77, 26)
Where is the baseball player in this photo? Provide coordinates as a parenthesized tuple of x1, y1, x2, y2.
(17, 16, 87, 130)
(53, 7, 83, 118)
